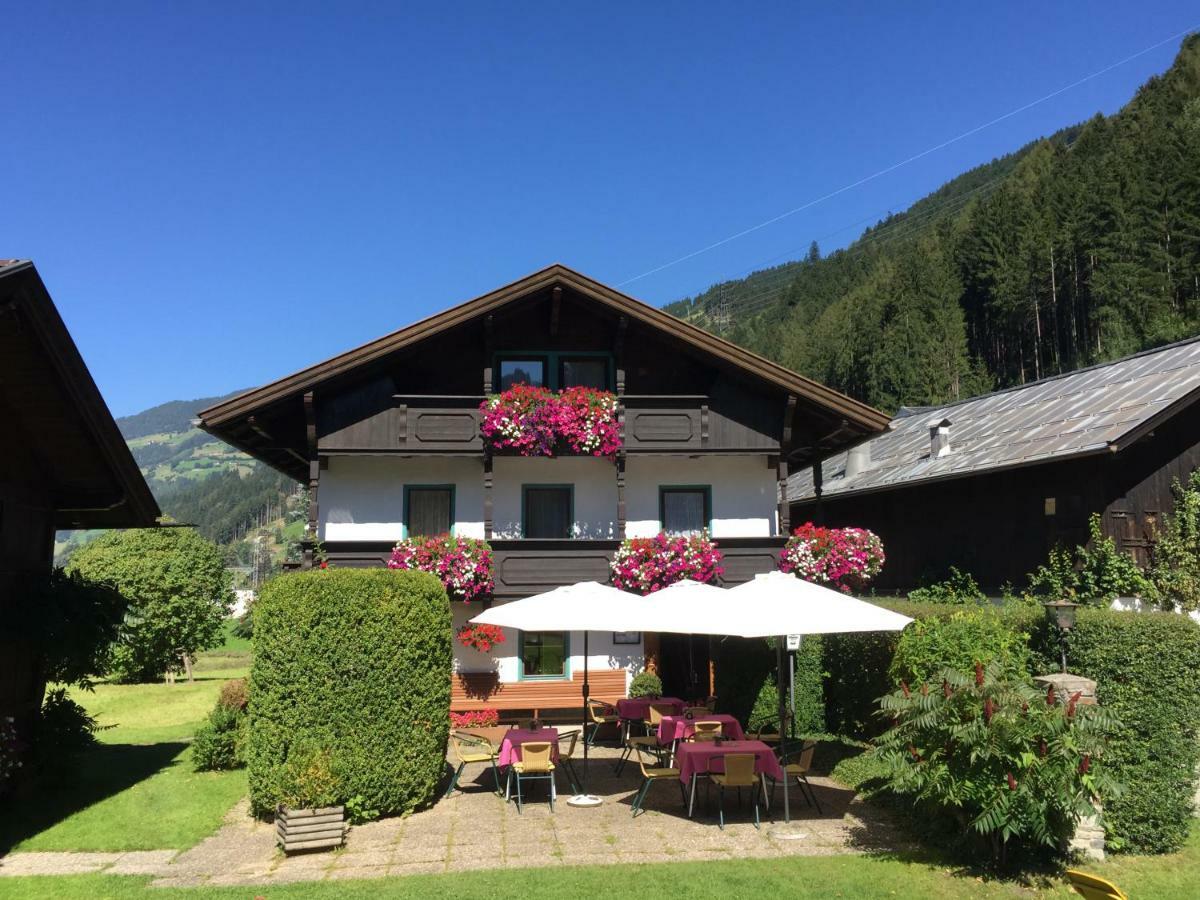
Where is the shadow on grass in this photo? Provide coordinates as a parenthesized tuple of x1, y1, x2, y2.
(0, 741, 186, 856)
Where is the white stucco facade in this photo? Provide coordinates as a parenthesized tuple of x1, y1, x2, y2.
(318, 453, 778, 541)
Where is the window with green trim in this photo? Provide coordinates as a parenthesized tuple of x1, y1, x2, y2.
(495, 351, 612, 391)
(405, 485, 454, 537)
(523, 485, 573, 539)
(659, 486, 711, 536)
(521, 631, 568, 678)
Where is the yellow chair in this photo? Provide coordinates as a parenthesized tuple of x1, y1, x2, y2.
(684, 706, 712, 718)
(753, 722, 781, 745)
(631, 745, 686, 817)
(556, 730, 582, 793)
(710, 752, 763, 830)
(644, 702, 675, 737)
(445, 731, 500, 798)
(508, 741, 557, 813)
(691, 720, 724, 742)
(615, 727, 661, 776)
(771, 740, 822, 814)
(586, 699, 618, 746)
(1066, 870, 1127, 900)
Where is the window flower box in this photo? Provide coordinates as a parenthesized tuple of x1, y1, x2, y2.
(388, 535, 493, 603)
(479, 385, 621, 459)
(610, 532, 724, 595)
(778, 522, 885, 593)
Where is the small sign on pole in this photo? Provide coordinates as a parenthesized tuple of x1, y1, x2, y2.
(785, 634, 801, 651)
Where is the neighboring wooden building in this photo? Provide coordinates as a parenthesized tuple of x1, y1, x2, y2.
(199, 264, 887, 708)
(789, 339, 1200, 593)
(0, 261, 160, 739)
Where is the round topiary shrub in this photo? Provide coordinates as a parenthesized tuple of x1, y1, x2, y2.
(246, 568, 452, 818)
(628, 670, 663, 698)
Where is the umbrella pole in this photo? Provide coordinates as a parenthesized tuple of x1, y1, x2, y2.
(777, 637, 790, 824)
(582, 631, 589, 787)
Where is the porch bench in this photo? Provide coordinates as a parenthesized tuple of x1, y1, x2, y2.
(451, 669, 626, 720)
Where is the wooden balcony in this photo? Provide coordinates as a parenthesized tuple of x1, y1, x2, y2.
(317, 536, 786, 598)
(316, 394, 780, 455)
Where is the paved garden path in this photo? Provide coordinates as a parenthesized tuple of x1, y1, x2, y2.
(0, 747, 911, 887)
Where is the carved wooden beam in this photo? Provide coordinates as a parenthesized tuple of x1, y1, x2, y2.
(550, 286, 562, 338)
(779, 395, 797, 534)
(303, 392, 319, 568)
(483, 313, 495, 394)
(616, 453, 627, 539)
(614, 315, 628, 396)
(483, 453, 494, 540)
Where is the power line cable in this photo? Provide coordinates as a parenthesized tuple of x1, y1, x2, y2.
(619, 24, 1200, 289)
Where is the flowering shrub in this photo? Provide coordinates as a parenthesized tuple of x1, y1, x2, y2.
(610, 532, 723, 594)
(456, 623, 506, 653)
(479, 385, 620, 458)
(450, 709, 500, 728)
(778, 522, 884, 592)
(876, 662, 1120, 867)
(388, 534, 493, 603)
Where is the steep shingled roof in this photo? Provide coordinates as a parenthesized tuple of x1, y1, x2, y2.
(789, 336, 1200, 502)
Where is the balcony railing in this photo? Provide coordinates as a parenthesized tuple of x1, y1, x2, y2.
(316, 394, 780, 455)
(313, 536, 786, 598)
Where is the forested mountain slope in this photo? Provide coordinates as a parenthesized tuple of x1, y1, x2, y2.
(668, 36, 1200, 412)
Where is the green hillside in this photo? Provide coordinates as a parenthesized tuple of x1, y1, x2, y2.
(668, 36, 1200, 413)
(56, 391, 300, 573)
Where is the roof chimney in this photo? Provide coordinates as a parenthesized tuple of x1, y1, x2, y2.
(845, 441, 872, 479)
(928, 417, 952, 459)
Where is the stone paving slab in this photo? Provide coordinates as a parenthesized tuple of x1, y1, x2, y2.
(0, 744, 908, 886)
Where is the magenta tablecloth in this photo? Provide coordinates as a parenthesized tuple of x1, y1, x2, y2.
(496, 728, 560, 769)
(615, 697, 685, 721)
(675, 740, 783, 785)
(657, 714, 745, 746)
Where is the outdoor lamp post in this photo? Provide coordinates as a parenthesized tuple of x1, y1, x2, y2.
(1043, 598, 1079, 673)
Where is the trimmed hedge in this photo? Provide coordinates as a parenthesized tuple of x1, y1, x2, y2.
(247, 568, 452, 818)
(1040, 608, 1200, 853)
(714, 636, 824, 735)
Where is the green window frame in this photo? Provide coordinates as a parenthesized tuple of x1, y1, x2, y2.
(518, 630, 571, 680)
(402, 484, 456, 539)
(494, 350, 613, 391)
(658, 485, 713, 536)
(521, 484, 575, 539)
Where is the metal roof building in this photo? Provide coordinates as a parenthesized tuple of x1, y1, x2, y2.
(788, 338, 1200, 591)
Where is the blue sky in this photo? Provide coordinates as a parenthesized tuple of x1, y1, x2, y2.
(2, 2, 1197, 416)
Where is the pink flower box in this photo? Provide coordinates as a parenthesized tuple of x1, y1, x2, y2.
(778, 522, 885, 593)
(479, 385, 621, 459)
(610, 532, 724, 595)
(388, 534, 494, 603)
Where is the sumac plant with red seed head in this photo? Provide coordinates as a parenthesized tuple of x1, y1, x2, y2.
(875, 661, 1121, 869)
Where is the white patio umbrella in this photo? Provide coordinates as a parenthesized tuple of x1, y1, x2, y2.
(469, 581, 654, 804)
(726, 571, 912, 823)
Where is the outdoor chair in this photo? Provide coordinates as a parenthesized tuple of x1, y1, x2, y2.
(615, 727, 662, 777)
(1066, 870, 1128, 900)
(556, 730, 583, 793)
(445, 731, 501, 798)
(684, 706, 712, 717)
(643, 702, 674, 737)
(586, 699, 619, 746)
(691, 720, 724, 741)
(630, 745, 686, 817)
(753, 722, 781, 745)
(769, 740, 821, 814)
(709, 752, 764, 830)
(508, 740, 556, 813)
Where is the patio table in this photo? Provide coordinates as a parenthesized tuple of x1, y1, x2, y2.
(675, 739, 783, 818)
(497, 727, 560, 768)
(615, 696, 685, 721)
(657, 713, 744, 746)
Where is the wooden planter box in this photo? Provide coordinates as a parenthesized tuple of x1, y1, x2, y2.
(275, 805, 345, 853)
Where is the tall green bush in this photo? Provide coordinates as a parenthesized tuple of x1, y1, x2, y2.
(1149, 471, 1200, 611)
(1037, 608, 1200, 853)
(1025, 514, 1154, 605)
(247, 568, 452, 818)
(67, 528, 232, 682)
(715, 636, 823, 735)
(889, 607, 1031, 686)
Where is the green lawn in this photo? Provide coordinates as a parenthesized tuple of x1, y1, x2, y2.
(0, 627, 250, 854)
(3, 834, 1200, 899)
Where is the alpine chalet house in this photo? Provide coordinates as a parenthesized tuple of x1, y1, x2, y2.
(789, 338, 1200, 593)
(199, 265, 887, 711)
(1, 260, 160, 762)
